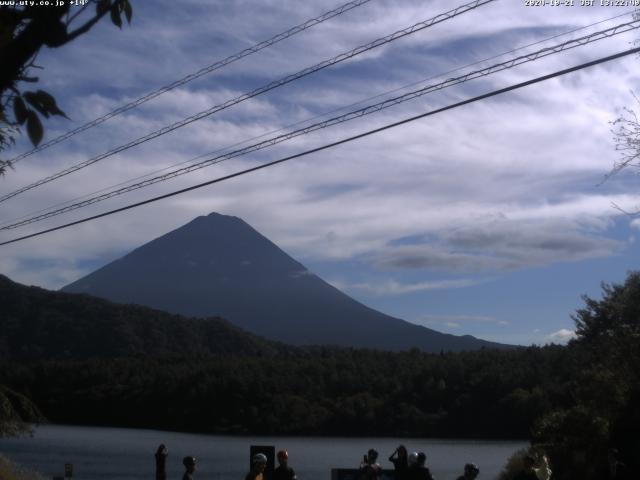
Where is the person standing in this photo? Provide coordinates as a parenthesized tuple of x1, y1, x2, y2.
(155, 444, 168, 480)
(182, 456, 197, 480)
(456, 463, 479, 480)
(360, 449, 382, 480)
(274, 450, 297, 480)
(388, 445, 409, 480)
(534, 455, 552, 480)
(246, 453, 268, 480)
(408, 452, 434, 480)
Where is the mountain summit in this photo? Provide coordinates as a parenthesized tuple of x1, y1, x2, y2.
(63, 212, 505, 352)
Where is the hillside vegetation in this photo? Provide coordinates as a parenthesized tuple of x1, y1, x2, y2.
(0, 274, 280, 360)
(0, 272, 638, 479)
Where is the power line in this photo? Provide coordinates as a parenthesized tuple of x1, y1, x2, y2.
(3, 9, 630, 230)
(0, 0, 496, 205)
(3, 18, 637, 231)
(2, 45, 638, 247)
(8, 0, 374, 165)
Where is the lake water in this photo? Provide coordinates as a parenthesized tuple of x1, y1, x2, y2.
(0, 425, 526, 480)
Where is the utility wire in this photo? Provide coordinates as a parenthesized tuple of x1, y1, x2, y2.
(2, 9, 632, 232)
(0, 0, 496, 205)
(3, 9, 630, 230)
(8, 0, 374, 165)
(2, 45, 639, 247)
(3, 18, 637, 231)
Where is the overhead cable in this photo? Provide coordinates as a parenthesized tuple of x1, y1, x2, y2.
(2, 45, 639, 246)
(3, 18, 637, 231)
(8, 0, 374, 165)
(4, 8, 629, 230)
(0, 0, 496, 204)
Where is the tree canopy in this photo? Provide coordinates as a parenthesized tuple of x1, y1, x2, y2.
(0, 386, 43, 438)
(533, 271, 640, 480)
(0, 0, 133, 175)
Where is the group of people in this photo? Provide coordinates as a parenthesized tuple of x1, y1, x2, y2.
(154, 442, 550, 480)
(360, 445, 478, 480)
(154, 445, 297, 480)
(246, 450, 297, 480)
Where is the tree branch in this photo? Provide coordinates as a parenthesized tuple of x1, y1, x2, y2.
(67, 2, 91, 26)
(65, 7, 111, 43)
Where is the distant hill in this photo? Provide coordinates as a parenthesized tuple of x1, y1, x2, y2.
(0, 274, 279, 361)
(62, 212, 508, 352)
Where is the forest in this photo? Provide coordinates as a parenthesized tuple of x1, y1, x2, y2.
(1, 272, 639, 480)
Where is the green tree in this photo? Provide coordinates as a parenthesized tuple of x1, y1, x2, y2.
(533, 272, 640, 480)
(573, 271, 640, 344)
(0, 386, 43, 438)
(0, 0, 133, 175)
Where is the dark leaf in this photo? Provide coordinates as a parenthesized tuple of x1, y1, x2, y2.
(35, 90, 68, 119)
(96, 0, 111, 15)
(123, 0, 132, 24)
(23, 91, 50, 118)
(13, 97, 28, 125)
(110, 5, 122, 28)
(26, 110, 43, 147)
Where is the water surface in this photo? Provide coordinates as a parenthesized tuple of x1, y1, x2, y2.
(0, 425, 526, 480)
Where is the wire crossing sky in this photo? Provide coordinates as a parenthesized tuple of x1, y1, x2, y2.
(3, 18, 638, 231)
(0, 0, 496, 204)
(1, 9, 632, 232)
(2, 45, 638, 247)
(7, 0, 374, 165)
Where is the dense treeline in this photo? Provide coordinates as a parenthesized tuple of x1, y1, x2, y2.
(1, 346, 571, 438)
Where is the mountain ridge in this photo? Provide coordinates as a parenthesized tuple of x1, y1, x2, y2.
(62, 212, 509, 352)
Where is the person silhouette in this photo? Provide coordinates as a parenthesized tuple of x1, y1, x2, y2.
(155, 444, 168, 480)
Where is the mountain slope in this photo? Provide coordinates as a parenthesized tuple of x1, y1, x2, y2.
(0, 274, 279, 360)
(63, 212, 507, 352)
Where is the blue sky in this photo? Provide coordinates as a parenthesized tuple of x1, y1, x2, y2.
(1, 0, 639, 345)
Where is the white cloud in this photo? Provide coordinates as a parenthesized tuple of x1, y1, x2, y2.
(546, 328, 577, 344)
(1, 0, 638, 292)
(416, 314, 510, 327)
(328, 277, 485, 296)
(371, 217, 624, 273)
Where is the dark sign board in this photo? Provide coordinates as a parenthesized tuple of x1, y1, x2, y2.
(331, 468, 395, 480)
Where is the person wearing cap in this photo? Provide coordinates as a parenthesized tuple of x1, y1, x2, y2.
(246, 453, 268, 480)
(456, 463, 479, 480)
(274, 450, 297, 480)
(408, 452, 434, 480)
(182, 456, 196, 480)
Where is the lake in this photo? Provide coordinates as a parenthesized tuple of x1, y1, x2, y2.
(0, 425, 526, 480)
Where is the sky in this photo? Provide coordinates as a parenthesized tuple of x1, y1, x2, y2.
(1, 0, 640, 346)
